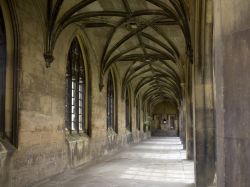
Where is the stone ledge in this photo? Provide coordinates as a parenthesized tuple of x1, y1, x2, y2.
(65, 133, 89, 143)
(107, 128, 117, 143)
(0, 139, 15, 154)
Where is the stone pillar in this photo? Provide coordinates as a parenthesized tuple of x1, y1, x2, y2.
(181, 106, 186, 149)
(185, 63, 194, 160)
(214, 0, 250, 186)
(185, 100, 194, 160)
(179, 83, 186, 149)
(178, 110, 181, 132)
(178, 103, 186, 148)
(193, 0, 215, 186)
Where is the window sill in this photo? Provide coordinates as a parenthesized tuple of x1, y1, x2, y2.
(125, 129, 132, 135)
(0, 138, 15, 154)
(107, 128, 117, 143)
(65, 132, 90, 143)
(107, 128, 117, 137)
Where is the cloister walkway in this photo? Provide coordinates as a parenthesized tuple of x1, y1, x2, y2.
(36, 137, 194, 187)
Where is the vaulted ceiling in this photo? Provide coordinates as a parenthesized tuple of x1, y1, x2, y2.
(44, 0, 192, 108)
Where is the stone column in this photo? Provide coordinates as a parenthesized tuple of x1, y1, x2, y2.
(214, 0, 250, 186)
(178, 102, 186, 148)
(193, 0, 215, 186)
(185, 99, 194, 160)
(185, 63, 194, 160)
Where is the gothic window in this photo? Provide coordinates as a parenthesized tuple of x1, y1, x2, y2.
(107, 72, 114, 130)
(136, 98, 140, 131)
(125, 89, 131, 132)
(65, 38, 87, 134)
(0, 9, 6, 138)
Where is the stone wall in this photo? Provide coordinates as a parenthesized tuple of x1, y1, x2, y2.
(0, 1, 150, 186)
(214, 1, 250, 186)
(152, 101, 177, 115)
(151, 102, 178, 136)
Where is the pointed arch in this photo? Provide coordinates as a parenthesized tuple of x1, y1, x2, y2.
(0, 1, 20, 147)
(65, 38, 89, 135)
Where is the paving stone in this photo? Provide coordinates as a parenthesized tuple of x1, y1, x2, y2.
(37, 137, 194, 187)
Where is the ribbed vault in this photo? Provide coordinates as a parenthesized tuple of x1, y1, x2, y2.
(44, 0, 192, 109)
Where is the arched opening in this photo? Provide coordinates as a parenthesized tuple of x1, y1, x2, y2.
(65, 38, 88, 134)
(0, 3, 19, 146)
(0, 8, 6, 138)
(107, 72, 115, 131)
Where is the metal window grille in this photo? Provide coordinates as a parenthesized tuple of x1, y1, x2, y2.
(107, 72, 114, 130)
(65, 39, 86, 133)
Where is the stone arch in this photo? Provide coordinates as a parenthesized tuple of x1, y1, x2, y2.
(0, 1, 19, 147)
(64, 35, 92, 136)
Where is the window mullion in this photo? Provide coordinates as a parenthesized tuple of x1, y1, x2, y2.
(71, 77, 77, 131)
(78, 78, 83, 132)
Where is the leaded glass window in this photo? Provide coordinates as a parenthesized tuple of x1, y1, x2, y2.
(65, 38, 86, 133)
(107, 72, 114, 130)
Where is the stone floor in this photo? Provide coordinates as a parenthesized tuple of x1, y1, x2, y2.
(36, 137, 194, 187)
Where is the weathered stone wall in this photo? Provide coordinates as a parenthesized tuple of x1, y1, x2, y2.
(214, 1, 250, 187)
(151, 102, 178, 136)
(152, 101, 177, 115)
(0, 1, 150, 186)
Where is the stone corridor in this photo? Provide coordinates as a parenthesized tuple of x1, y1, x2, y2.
(36, 137, 194, 187)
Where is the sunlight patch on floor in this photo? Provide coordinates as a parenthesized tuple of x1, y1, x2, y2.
(120, 166, 194, 184)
